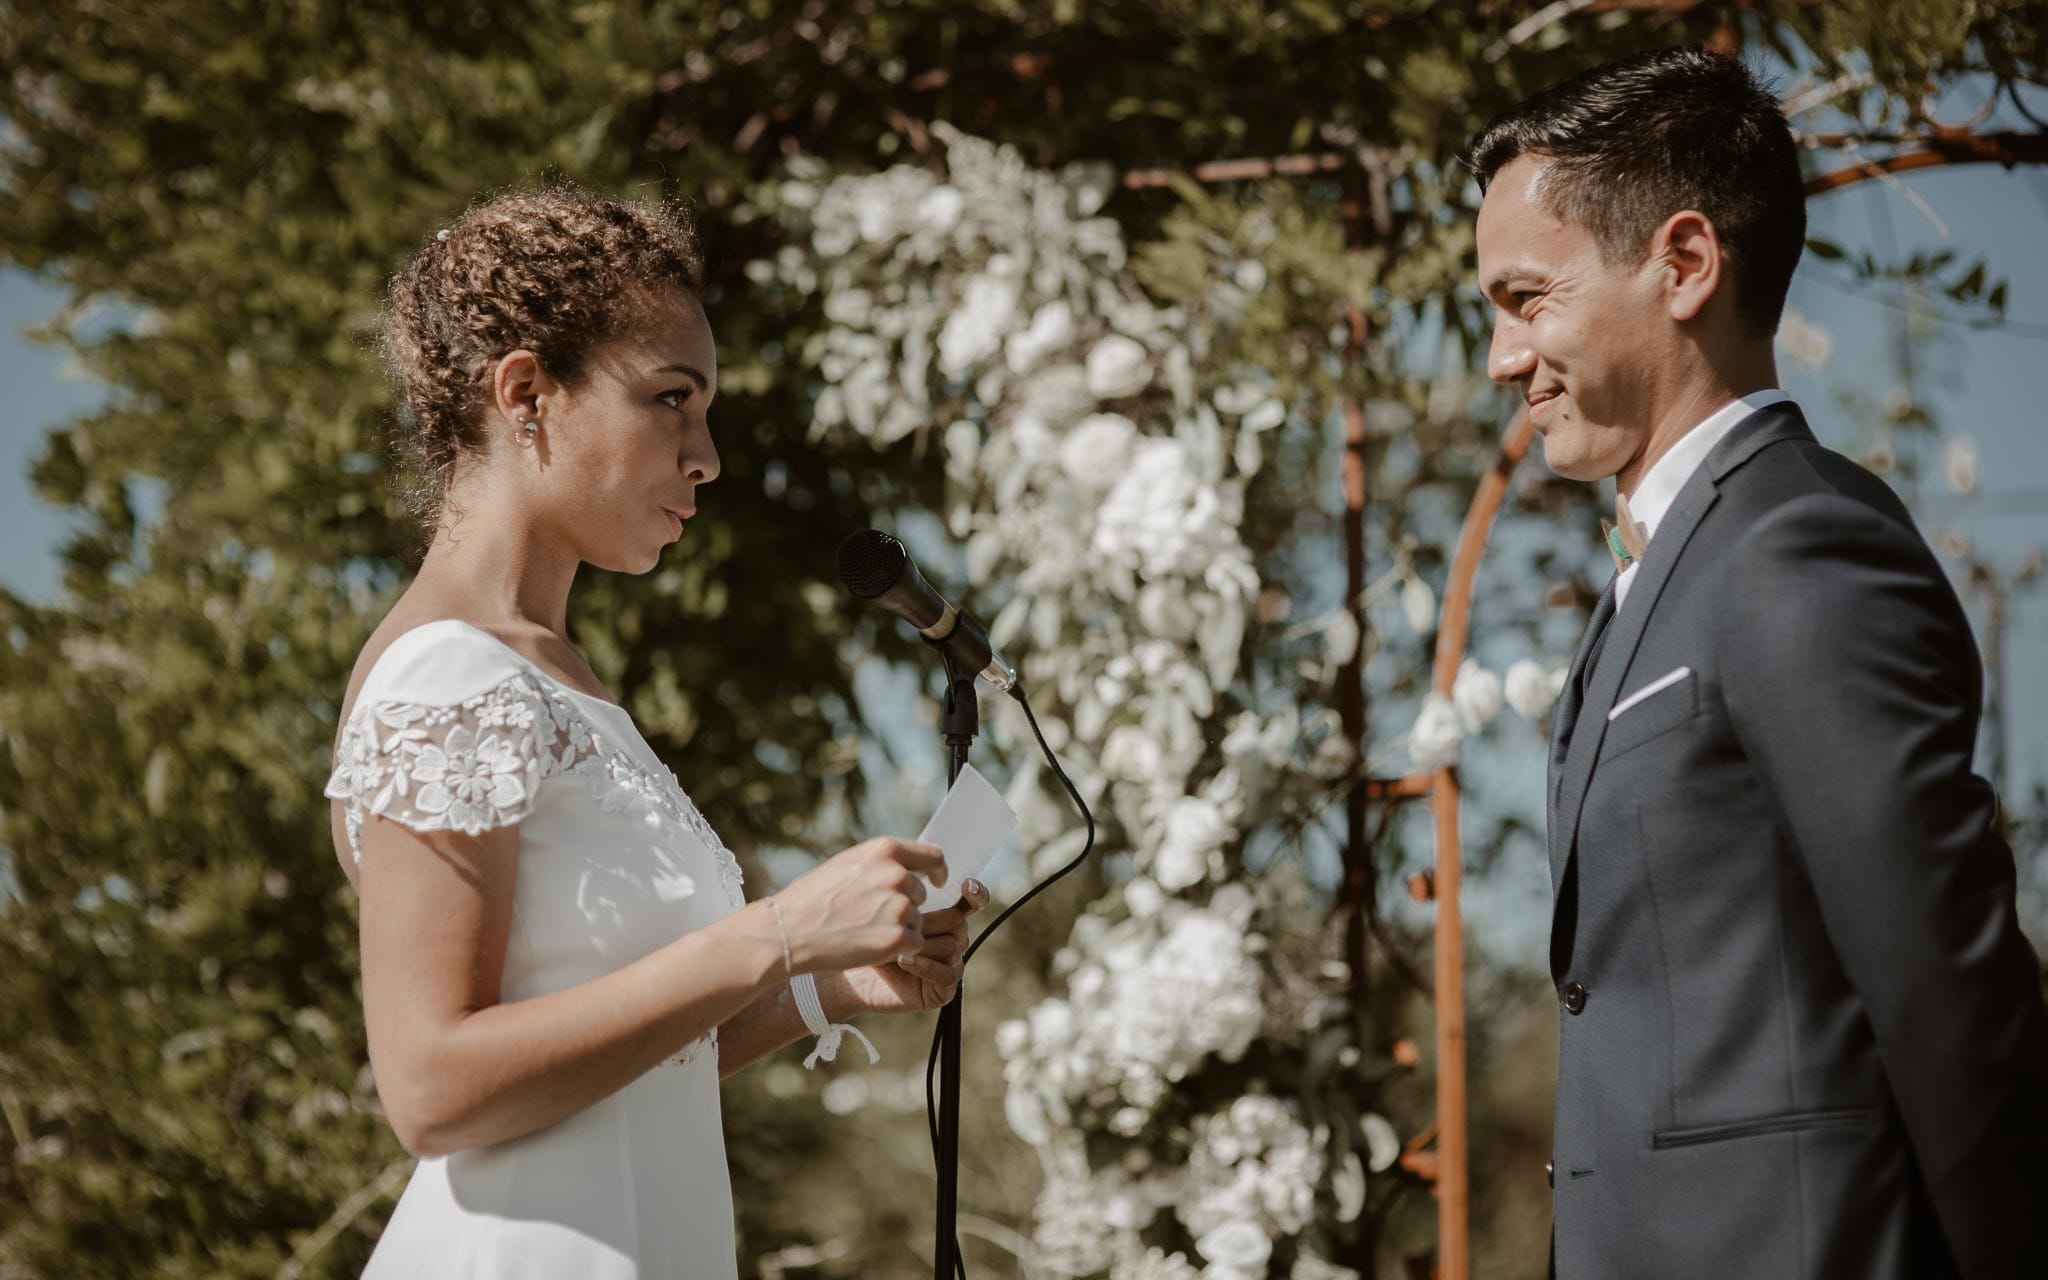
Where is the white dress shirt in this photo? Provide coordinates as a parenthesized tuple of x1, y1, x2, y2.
(1614, 388, 1791, 610)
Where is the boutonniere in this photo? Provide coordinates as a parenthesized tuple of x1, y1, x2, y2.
(1601, 493, 1647, 573)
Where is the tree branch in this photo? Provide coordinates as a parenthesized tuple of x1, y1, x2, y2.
(1121, 152, 1351, 189)
(274, 1158, 414, 1280)
(1804, 130, 2048, 196)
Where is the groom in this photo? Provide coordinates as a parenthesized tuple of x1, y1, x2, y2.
(1467, 47, 2048, 1279)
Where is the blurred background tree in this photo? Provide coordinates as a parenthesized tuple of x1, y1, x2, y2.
(1, 1, 2043, 1277)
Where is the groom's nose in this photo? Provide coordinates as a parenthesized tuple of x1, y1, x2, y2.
(1487, 315, 1535, 387)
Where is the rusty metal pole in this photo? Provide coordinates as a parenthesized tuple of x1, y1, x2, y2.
(1329, 160, 1382, 1270)
(1334, 303, 1378, 1269)
(1339, 295, 1373, 1003)
(1428, 769, 1467, 1280)
(1426, 410, 1537, 1280)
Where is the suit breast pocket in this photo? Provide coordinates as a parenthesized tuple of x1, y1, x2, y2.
(1602, 666, 1698, 760)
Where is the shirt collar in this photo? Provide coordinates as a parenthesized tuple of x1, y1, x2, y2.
(1627, 389, 1790, 544)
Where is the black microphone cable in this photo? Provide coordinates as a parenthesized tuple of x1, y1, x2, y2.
(921, 686, 1096, 1280)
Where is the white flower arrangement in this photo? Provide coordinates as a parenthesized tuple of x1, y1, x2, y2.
(763, 125, 1533, 1279)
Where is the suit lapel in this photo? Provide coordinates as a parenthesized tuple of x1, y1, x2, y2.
(1546, 402, 1816, 903)
(1549, 476, 1718, 897)
(1546, 580, 1614, 880)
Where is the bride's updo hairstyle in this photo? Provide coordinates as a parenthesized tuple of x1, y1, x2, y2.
(380, 182, 705, 535)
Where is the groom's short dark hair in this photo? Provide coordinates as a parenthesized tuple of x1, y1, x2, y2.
(1464, 46, 1805, 338)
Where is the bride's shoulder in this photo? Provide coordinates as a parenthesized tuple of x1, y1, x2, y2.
(325, 616, 604, 864)
(340, 615, 532, 725)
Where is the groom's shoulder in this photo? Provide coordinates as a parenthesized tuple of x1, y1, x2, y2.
(1725, 417, 1907, 513)
(1716, 426, 1949, 588)
(1718, 416, 1921, 538)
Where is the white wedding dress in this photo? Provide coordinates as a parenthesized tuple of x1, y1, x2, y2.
(325, 619, 745, 1279)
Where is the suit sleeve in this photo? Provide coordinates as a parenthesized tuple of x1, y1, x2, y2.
(1718, 493, 2048, 1279)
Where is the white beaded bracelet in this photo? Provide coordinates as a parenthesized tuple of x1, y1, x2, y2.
(790, 972, 879, 1070)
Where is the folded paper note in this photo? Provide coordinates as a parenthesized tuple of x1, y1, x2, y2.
(916, 763, 1017, 912)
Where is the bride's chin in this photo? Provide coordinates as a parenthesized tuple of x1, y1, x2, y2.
(584, 546, 662, 575)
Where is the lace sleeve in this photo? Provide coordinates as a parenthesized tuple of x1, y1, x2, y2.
(325, 673, 589, 862)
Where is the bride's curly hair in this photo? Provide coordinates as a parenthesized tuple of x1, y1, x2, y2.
(379, 181, 704, 538)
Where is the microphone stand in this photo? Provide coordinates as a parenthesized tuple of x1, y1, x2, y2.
(930, 656, 976, 1280)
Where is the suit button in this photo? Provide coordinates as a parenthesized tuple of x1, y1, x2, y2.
(1562, 982, 1588, 1015)
(1546, 1159, 1555, 1188)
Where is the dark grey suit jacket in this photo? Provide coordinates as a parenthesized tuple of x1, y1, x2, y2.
(1546, 403, 2048, 1279)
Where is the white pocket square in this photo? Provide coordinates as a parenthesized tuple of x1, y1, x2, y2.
(1607, 666, 1693, 722)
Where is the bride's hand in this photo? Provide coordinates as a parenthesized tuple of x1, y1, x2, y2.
(842, 880, 991, 1015)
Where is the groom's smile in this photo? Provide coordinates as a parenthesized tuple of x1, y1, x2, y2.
(1476, 153, 1672, 487)
(1525, 384, 1564, 426)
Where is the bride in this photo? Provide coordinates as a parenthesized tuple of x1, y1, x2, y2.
(322, 183, 987, 1278)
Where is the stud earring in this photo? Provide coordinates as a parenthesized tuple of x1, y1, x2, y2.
(518, 420, 539, 445)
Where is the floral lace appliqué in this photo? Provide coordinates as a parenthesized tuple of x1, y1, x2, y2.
(325, 674, 746, 914)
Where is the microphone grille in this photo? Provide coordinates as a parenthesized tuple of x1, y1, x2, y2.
(836, 529, 908, 600)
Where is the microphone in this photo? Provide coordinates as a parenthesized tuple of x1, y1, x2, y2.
(837, 529, 1020, 695)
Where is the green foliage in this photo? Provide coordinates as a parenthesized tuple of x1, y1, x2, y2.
(1783, 0, 2048, 110)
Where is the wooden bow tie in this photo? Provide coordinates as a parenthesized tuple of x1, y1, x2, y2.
(1601, 492, 1647, 572)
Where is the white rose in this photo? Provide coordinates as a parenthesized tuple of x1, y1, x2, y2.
(1241, 398, 1285, 433)
(1451, 659, 1502, 732)
(1406, 691, 1463, 770)
(1092, 438, 1245, 582)
(995, 1018, 1029, 1057)
(1400, 574, 1436, 635)
(1212, 381, 1265, 416)
(1114, 1248, 1203, 1280)
(1124, 876, 1166, 918)
(1777, 306, 1833, 369)
(1945, 434, 1979, 497)
(1028, 997, 1074, 1044)
(1086, 334, 1151, 399)
(1003, 1083, 1051, 1145)
(936, 273, 1019, 377)
(1291, 1254, 1362, 1280)
(916, 184, 964, 236)
(1504, 658, 1565, 721)
(1196, 1220, 1273, 1277)
(853, 181, 911, 244)
(1061, 413, 1138, 486)
(1005, 299, 1076, 372)
(1330, 1150, 1366, 1224)
(1361, 1112, 1401, 1173)
(1153, 796, 1227, 890)
(1102, 723, 1163, 780)
(1136, 582, 1200, 641)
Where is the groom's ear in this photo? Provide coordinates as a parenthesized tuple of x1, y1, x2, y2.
(1654, 209, 1726, 326)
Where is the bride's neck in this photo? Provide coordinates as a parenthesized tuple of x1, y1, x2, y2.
(416, 490, 580, 639)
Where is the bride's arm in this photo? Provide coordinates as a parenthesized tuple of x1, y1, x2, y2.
(710, 972, 862, 1081)
(356, 817, 940, 1157)
(712, 883, 988, 1080)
